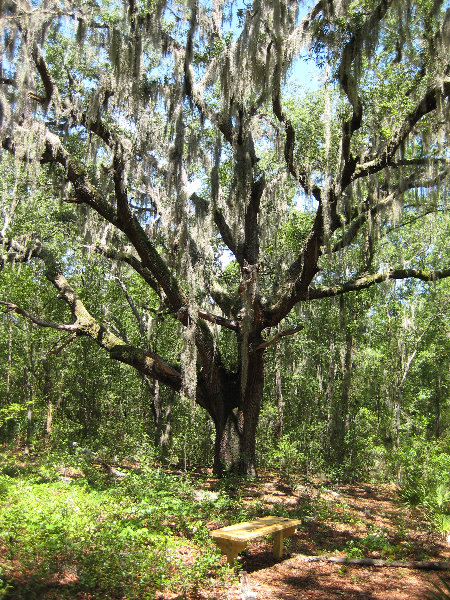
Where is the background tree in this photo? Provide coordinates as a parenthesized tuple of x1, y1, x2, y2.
(0, 0, 449, 475)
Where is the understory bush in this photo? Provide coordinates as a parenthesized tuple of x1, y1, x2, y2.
(0, 456, 230, 599)
(395, 438, 450, 533)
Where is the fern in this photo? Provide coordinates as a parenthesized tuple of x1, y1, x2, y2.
(425, 578, 450, 600)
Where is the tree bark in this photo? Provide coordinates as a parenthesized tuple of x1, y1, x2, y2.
(235, 336, 265, 476)
(42, 358, 53, 443)
(151, 381, 174, 459)
(212, 416, 235, 477)
(329, 314, 354, 466)
(434, 373, 441, 438)
(6, 317, 12, 403)
(326, 336, 337, 442)
(23, 367, 33, 455)
(275, 324, 284, 438)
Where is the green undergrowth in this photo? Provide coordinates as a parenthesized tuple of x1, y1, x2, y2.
(395, 444, 450, 537)
(0, 454, 236, 600)
(0, 452, 445, 599)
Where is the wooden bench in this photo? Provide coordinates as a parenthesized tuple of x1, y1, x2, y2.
(210, 516, 301, 565)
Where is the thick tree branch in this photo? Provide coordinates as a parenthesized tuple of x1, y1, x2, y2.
(1, 50, 114, 148)
(263, 204, 324, 328)
(307, 268, 450, 300)
(175, 306, 239, 332)
(2, 263, 183, 390)
(352, 79, 450, 182)
(333, 167, 449, 252)
(244, 174, 265, 265)
(195, 308, 239, 332)
(30, 42, 58, 105)
(209, 281, 238, 319)
(0, 232, 188, 391)
(209, 138, 241, 263)
(5, 127, 188, 314)
(93, 245, 161, 296)
(212, 207, 240, 261)
(271, 56, 321, 200)
(390, 157, 450, 168)
(336, 0, 394, 192)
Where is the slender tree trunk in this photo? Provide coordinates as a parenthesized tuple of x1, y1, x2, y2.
(146, 377, 174, 459)
(335, 328, 354, 463)
(42, 359, 53, 443)
(23, 367, 33, 455)
(435, 373, 441, 438)
(394, 390, 401, 448)
(326, 336, 337, 436)
(45, 387, 62, 444)
(45, 400, 53, 441)
(6, 317, 12, 403)
(328, 297, 355, 467)
(275, 324, 284, 438)
(155, 386, 174, 457)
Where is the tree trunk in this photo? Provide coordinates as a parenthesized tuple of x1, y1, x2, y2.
(154, 383, 174, 458)
(207, 347, 265, 477)
(23, 367, 33, 455)
(235, 337, 265, 476)
(42, 359, 53, 443)
(326, 336, 337, 439)
(434, 373, 441, 438)
(212, 416, 234, 477)
(45, 400, 53, 441)
(275, 324, 284, 438)
(6, 317, 12, 403)
(329, 328, 354, 465)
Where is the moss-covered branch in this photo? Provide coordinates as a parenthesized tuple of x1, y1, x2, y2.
(352, 80, 450, 182)
(0, 233, 183, 390)
(307, 268, 450, 300)
(0, 301, 77, 331)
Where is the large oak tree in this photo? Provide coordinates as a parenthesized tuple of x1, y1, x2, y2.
(1, 0, 449, 474)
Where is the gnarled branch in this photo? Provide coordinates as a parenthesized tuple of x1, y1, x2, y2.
(252, 325, 304, 352)
(352, 79, 450, 182)
(308, 268, 450, 300)
(0, 301, 77, 331)
(336, 0, 394, 192)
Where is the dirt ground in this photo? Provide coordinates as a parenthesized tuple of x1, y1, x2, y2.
(176, 476, 449, 600)
(4, 462, 448, 600)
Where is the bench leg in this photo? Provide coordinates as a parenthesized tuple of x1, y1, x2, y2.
(213, 539, 247, 566)
(273, 526, 296, 560)
(272, 531, 284, 559)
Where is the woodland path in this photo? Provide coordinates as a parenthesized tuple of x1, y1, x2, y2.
(159, 475, 449, 600)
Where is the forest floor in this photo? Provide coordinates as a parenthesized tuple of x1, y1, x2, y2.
(1, 456, 449, 600)
(171, 472, 449, 600)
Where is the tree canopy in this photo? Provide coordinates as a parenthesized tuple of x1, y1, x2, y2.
(0, 0, 449, 474)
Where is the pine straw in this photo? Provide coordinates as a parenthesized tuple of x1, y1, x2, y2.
(169, 476, 449, 600)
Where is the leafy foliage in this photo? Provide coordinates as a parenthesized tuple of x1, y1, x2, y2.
(0, 455, 234, 599)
